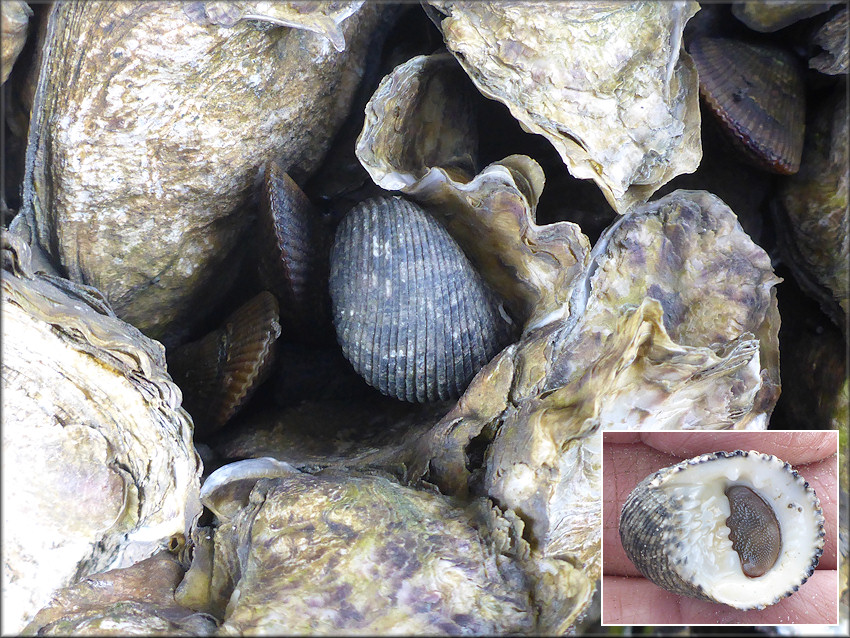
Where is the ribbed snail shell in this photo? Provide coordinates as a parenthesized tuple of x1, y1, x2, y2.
(690, 37, 805, 175)
(619, 450, 825, 610)
(167, 291, 281, 437)
(329, 196, 513, 403)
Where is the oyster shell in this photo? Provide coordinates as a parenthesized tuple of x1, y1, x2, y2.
(619, 450, 825, 610)
(425, 1, 703, 213)
(1, 232, 202, 634)
(329, 195, 514, 402)
(774, 84, 848, 329)
(23, 551, 216, 636)
(810, 6, 848, 75)
(182, 0, 363, 51)
(690, 37, 806, 175)
(731, 1, 838, 32)
(0, 0, 31, 84)
(19, 1, 386, 346)
(178, 464, 535, 634)
(355, 53, 592, 330)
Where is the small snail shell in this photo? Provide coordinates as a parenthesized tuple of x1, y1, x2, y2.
(328, 196, 513, 402)
(619, 450, 825, 610)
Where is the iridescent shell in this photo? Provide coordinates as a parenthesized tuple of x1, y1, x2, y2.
(619, 450, 825, 610)
(167, 291, 281, 437)
(329, 196, 514, 402)
(690, 37, 806, 175)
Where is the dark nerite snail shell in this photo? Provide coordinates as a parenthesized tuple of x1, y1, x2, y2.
(619, 450, 825, 610)
(329, 196, 513, 403)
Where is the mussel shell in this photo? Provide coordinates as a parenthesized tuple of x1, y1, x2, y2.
(329, 196, 513, 403)
(691, 37, 805, 175)
(619, 450, 825, 610)
(168, 291, 281, 437)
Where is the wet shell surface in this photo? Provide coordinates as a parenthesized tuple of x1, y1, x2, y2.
(619, 450, 825, 610)
(691, 37, 805, 175)
(167, 291, 281, 437)
(329, 196, 513, 402)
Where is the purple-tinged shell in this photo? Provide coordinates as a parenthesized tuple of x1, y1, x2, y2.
(691, 37, 805, 175)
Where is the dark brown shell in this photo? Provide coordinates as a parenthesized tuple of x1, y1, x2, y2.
(329, 196, 513, 403)
(168, 291, 281, 437)
(257, 161, 330, 342)
(691, 37, 805, 175)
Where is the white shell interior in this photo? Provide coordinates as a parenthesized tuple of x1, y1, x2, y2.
(657, 451, 824, 609)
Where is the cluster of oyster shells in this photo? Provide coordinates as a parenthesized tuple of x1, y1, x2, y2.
(1, 1, 847, 635)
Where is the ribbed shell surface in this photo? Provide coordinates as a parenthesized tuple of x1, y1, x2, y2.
(618, 450, 825, 610)
(619, 467, 716, 602)
(257, 162, 328, 340)
(691, 38, 805, 175)
(168, 291, 281, 436)
(329, 197, 511, 402)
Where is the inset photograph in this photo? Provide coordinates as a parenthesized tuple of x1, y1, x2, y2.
(602, 430, 838, 626)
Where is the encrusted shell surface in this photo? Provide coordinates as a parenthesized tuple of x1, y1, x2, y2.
(22, 551, 216, 636)
(167, 291, 281, 438)
(774, 84, 849, 329)
(19, 1, 385, 346)
(810, 6, 849, 75)
(691, 37, 806, 175)
(731, 1, 837, 32)
(426, 0, 703, 213)
(1, 233, 202, 634)
(329, 196, 514, 402)
(0, 0, 31, 84)
(178, 467, 535, 634)
(619, 450, 825, 610)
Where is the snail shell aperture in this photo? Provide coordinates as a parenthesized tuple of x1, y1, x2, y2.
(328, 196, 514, 402)
(618, 450, 825, 610)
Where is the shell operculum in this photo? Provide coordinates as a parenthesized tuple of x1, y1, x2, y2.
(619, 450, 825, 610)
(328, 196, 514, 403)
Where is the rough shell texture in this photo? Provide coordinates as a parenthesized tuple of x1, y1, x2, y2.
(20, 1, 385, 346)
(1, 233, 202, 634)
(167, 291, 281, 437)
(810, 7, 848, 75)
(0, 0, 31, 84)
(182, 0, 364, 51)
(775, 85, 848, 329)
(23, 552, 216, 636)
(256, 163, 329, 341)
(691, 37, 806, 175)
(619, 450, 825, 610)
(408, 190, 780, 631)
(426, 0, 703, 213)
(179, 468, 535, 634)
(731, 0, 837, 32)
(355, 53, 591, 330)
(329, 196, 513, 402)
